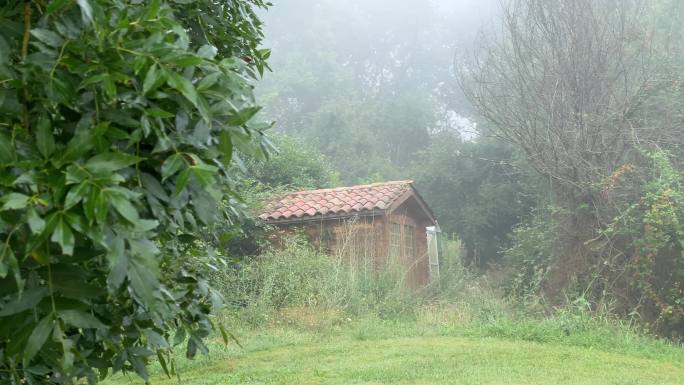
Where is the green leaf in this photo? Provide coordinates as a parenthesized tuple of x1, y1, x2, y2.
(58, 310, 106, 329)
(51, 215, 75, 255)
(161, 153, 185, 180)
(144, 329, 169, 349)
(174, 168, 192, 195)
(129, 355, 149, 382)
(128, 258, 158, 308)
(26, 212, 60, 256)
(186, 336, 197, 359)
(65, 165, 89, 185)
(111, 195, 139, 223)
(51, 265, 105, 300)
(36, 116, 55, 158)
(145, 108, 175, 118)
(218, 323, 243, 348)
(84, 187, 108, 224)
(192, 191, 216, 225)
(190, 120, 209, 145)
(64, 182, 89, 210)
(81, 73, 109, 87)
(157, 351, 171, 378)
(54, 325, 75, 371)
(227, 106, 262, 126)
(104, 77, 117, 99)
(173, 327, 186, 346)
(27, 207, 46, 235)
(0, 287, 48, 316)
(0, 35, 9, 67)
(0, 243, 17, 280)
(166, 71, 199, 108)
(0, 132, 14, 164)
(191, 164, 217, 187)
(218, 131, 233, 166)
(23, 314, 54, 364)
(76, 0, 93, 24)
(171, 25, 189, 49)
(30, 28, 64, 48)
(47, 0, 71, 14)
(197, 45, 218, 59)
(135, 219, 159, 232)
(141, 173, 169, 202)
(187, 334, 208, 358)
(106, 238, 127, 290)
(196, 72, 221, 92)
(63, 211, 89, 235)
(173, 54, 203, 67)
(12, 172, 36, 186)
(62, 129, 94, 162)
(1, 193, 30, 211)
(142, 64, 165, 95)
(84, 152, 142, 173)
(144, 0, 162, 19)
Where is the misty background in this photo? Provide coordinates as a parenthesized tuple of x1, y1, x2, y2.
(258, 0, 499, 139)
(238, 1, 683, 336)
(246, 0, 529, 268)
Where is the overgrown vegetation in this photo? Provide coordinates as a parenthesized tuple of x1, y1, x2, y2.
(104, 234, 684, 384)
(211, 233, 680, 350)
(255, 0, 684, 340)
(462, 0, 684, 337)
(2, 0, 684, 383)
(214, 235, 419, 324)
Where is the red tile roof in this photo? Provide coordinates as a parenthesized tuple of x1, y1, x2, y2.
(259, 180, 414, 221)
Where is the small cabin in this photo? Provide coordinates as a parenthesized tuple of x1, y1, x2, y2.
(258, 180, 438, 288)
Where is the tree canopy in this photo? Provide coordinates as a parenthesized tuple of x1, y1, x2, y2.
(464, 0, 684, 334)
(0, 0, 271, 383)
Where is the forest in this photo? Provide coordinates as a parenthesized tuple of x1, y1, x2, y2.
(0, 0, 683, 384)
(253, 0, 684, 336)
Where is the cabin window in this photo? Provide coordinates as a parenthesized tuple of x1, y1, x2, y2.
(390, 222, 414, 259)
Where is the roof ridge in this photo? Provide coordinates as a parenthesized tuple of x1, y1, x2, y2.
(291, 180, 414, 195)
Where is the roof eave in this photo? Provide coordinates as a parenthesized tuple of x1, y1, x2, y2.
(387, 185, 437, 225)
(262, 208, 387, 225)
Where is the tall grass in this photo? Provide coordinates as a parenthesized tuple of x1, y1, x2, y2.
(211, 231, 682, 356)
(213, 233, 419, 325)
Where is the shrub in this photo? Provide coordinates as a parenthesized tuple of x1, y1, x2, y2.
(601, 150, 684, 336)
(501, 209, 555, 305)
(244, 134, 338, 190)
(0, 0, 270, 382)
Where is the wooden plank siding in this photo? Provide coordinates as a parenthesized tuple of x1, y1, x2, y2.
(260, 181, 437, 289)
(267, 198, 432, 288)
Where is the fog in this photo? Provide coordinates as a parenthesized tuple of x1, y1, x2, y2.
(258, 0, 500, 137)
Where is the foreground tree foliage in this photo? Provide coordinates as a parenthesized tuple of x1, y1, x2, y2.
(0, 0, 271, 383)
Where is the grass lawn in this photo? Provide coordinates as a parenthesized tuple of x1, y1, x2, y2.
(105, 318, 684, 385)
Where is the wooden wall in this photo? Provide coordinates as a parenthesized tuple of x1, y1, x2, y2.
(388, 201, 431, 289)
(267, 198, 433, 288)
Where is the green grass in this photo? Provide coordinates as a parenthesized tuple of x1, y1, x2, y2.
(105, 314, 684, 385)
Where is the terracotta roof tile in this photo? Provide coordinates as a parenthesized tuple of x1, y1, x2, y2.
(259, 180, 413, 221)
